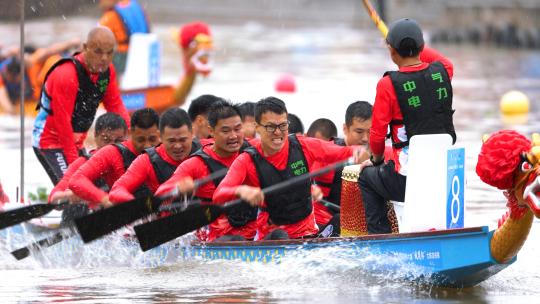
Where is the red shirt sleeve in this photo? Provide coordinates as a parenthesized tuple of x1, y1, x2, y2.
(213, 153, 258, 204)
(69, 145, 119, 203)
(420, 45, 454, 79)
(109, 153, 152, 203)
(101, 66, 130, 128)
(298, 136, 354, 167)
(49, 156, 86, 202)
(46, 63, 80, 164)
(370, 76, 395, 156)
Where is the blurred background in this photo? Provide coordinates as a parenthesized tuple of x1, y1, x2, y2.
(2, 0, 540, 51)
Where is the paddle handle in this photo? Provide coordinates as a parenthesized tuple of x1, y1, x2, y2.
(52, 200, 70, 210)
(158, 199, 202, 212)
(319, 199, 340, 213)
(158, 168, 229, 200)
(263, 157, 354, 196)
(362, 0, 388, 37)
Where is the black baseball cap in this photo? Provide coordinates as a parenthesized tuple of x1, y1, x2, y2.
(386, 18, 424, 50)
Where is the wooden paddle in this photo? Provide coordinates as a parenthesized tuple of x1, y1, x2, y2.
(134, 157, 355, 251)
(74, 168, 228, 243)
(10, 228, 75, 260)
(0, 201, 68, 231)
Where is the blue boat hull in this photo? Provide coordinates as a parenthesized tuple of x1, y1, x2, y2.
(148, 226, 513, 288)
(2, 224, 513, 288)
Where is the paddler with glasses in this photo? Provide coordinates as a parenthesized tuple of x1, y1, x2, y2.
(213, 97, 369, 240)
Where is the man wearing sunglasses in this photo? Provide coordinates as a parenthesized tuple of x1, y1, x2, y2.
(213, 97, 368, 240)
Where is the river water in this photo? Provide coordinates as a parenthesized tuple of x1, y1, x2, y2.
(0, 16, 539, 303)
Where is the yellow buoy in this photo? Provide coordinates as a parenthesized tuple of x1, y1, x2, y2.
(500, 90, 530, 115)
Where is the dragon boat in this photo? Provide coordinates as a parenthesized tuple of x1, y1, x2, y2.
(160, 132, 540, 288)
(1, 132, 539, 289)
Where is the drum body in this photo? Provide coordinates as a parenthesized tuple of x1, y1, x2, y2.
(340, 165, 367, 236)
(340, 164, 399, 236)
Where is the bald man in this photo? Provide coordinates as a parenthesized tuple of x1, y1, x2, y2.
(33, 26, 130, 185)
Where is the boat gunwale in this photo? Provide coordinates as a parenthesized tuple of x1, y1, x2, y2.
(190, 226, 488, 247)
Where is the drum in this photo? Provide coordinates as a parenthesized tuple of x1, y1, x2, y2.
(340, 165, 367, 236)
(340, 164, 399, 236)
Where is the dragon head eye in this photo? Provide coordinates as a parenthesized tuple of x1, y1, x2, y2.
(521, 161, 532, 172)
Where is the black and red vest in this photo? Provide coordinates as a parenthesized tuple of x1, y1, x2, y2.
(145, 145, 177, 185)
(316, 138, 345, 206)
(190, 143, 258, 228)
(113, 143, 150, 198)
(245, 134, 312, 225)
(385, 61, 456, 148)
(38, 56, 110, 133)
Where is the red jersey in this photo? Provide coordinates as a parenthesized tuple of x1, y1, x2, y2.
(213, 135, 354, 240)
(69, 140, 138, 205)
(156, 144, 257, 241)
(109, 144, 183, 203)
(371, 46, 453, 174)
(32, 53, 130, 164)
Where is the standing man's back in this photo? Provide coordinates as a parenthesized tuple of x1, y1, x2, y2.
(359, 18, 456, 234)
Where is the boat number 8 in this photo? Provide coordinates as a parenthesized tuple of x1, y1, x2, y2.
(450, 175, 460, 224)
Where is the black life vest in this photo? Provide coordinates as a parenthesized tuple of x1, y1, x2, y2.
(113, 143, 151, 198)
(190, 144, 258, 228)
(245, 134, 312, 225)
(113, 143, 137, 171)
(385, 61, 456, 149)
(145, 145, 177, 185)
(38, 56, 110, 133)
(190, 146, 228, 191)
(240, 140, 252, 151)
(333, 137, 346, 146)
(316, 138, 345, 206)
(191, 137, 202, 155)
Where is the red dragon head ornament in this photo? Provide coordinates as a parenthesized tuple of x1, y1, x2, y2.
(178, 22, 213, 76)
(476, 130, 540, 218)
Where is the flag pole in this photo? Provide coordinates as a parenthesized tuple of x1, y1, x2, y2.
(19, 0, 25, 202)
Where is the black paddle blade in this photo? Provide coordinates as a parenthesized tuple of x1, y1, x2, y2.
(74, 196, 160, 243)
(134, 203, 226, 252)
(0, 203, 56, 230)
(10, 230, 73, 260)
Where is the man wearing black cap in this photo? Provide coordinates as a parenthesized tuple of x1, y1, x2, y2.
(358, 18, 456, 234)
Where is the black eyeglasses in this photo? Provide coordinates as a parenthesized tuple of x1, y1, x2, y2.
(259, 121, 289, 133)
